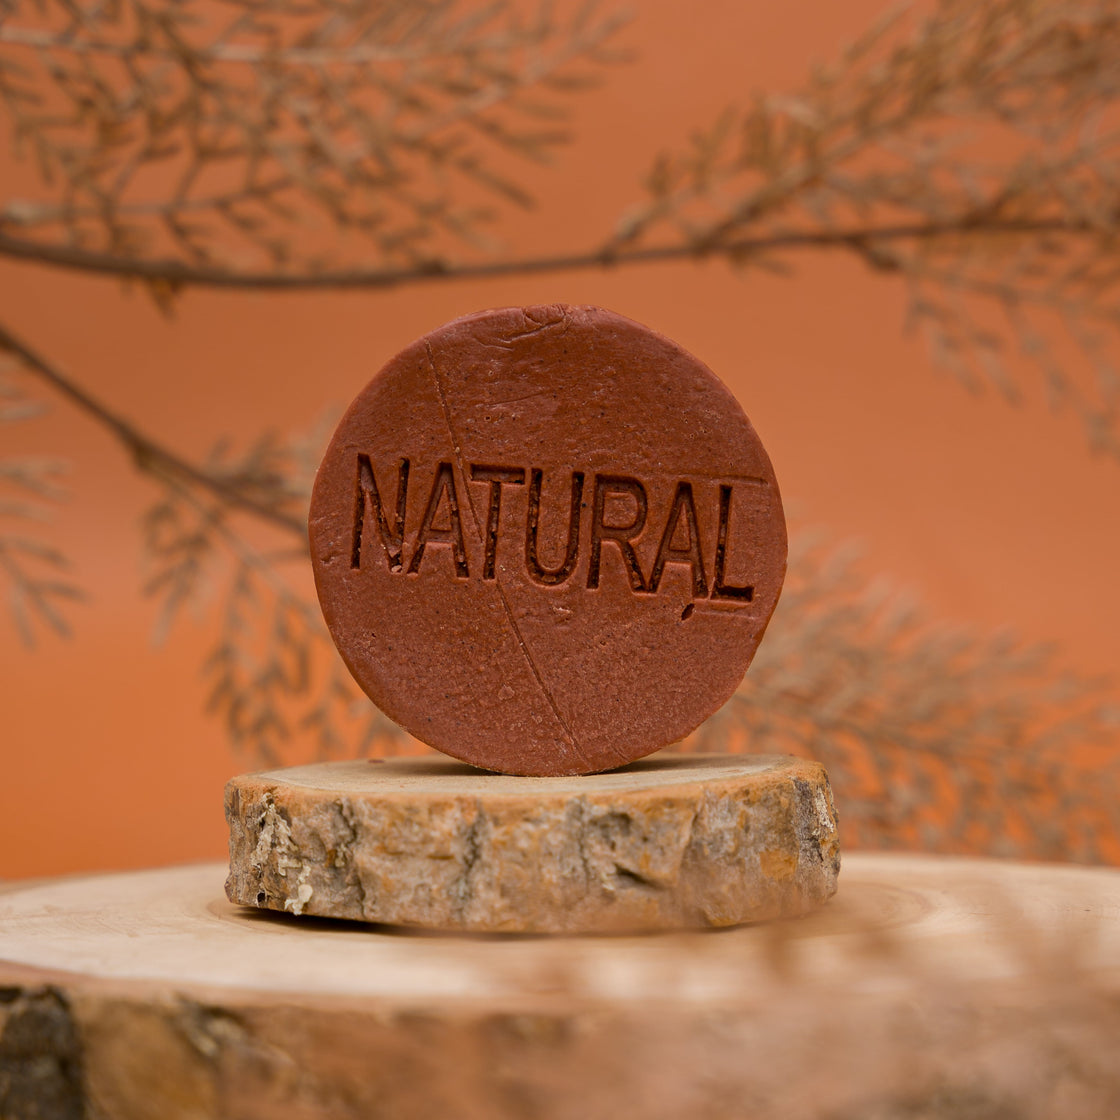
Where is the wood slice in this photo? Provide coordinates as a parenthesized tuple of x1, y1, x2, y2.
(224, 754, 840, 932)
(2, 855, 1119, 1120)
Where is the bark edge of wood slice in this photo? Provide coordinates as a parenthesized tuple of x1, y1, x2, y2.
(224, 753, 840, 932)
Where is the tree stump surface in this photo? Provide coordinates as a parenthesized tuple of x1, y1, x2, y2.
(225, 753, 840, 932)
(2, 854, 1119, 1119)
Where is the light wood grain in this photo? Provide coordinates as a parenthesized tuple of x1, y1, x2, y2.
(2, 855, 1119, 1119)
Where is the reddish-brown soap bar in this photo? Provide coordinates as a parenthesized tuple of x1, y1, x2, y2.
(309, 305, 787, 776)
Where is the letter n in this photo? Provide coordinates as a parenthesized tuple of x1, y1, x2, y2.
(351, 455, 409, 572)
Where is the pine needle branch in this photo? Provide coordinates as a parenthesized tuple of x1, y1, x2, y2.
(5, 1, 1120, 452)
(694, 531, 1120, 863)
(0, 0, 631, 283)
(610, 0, 1120, 457)
(1, 0, 1118, 861)
(0, 370, 84, 643)
(140, 434, 406, 765)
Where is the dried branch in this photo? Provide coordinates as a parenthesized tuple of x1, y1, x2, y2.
(0, 370, 83, 643)
(0, 329, 389, 762)
(0, 0, 630, 280)
(610, 0, 1120, 458)
(2, 0, 1119, 862)
(139, 430, 407, 765)
(0, 319, 305, 534)
(694, 530, 1120, 863)
(5, 0, 1120, 456)
(0, 215, 1085, 289)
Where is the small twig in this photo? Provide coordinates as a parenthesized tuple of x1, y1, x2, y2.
(157, 466, 323, 632)
(0, 320, 306, 537)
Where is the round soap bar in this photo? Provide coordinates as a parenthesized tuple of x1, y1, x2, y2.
(309, 305, 786, 776)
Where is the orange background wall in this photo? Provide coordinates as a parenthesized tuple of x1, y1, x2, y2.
(3, 0, 1118, 879)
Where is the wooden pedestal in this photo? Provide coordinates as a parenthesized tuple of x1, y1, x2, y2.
(2, 855, 1119, 1119)
(225, 754, 840, 932)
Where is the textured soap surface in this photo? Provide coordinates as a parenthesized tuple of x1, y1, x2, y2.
(309, 305, 787, 775)
(225, 754, 839, 932)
